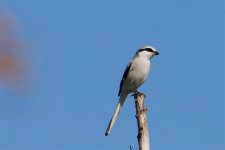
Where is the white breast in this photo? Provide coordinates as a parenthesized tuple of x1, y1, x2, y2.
(125, 56, 151, 91)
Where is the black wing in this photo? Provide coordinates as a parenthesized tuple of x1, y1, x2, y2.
(118, 61, 132, 96)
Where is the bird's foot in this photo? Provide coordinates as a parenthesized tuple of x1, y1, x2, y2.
(130, 90, 146, 98)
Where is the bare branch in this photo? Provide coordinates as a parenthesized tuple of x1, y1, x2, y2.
(133, 93, 150, 150)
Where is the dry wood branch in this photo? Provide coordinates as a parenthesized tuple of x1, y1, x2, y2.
(133, 93, 150, 150)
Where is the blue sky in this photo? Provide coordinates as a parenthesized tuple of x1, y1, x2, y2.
(0, 0, 224, 150)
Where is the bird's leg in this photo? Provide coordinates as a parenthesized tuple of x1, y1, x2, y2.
(130, 90, 146, 98)
(135, 90, 146, 98)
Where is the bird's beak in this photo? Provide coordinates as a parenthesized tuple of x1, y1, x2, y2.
(154, 51, 159, 55)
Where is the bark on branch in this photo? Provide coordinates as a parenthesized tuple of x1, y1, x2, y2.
(133, 93, 150, 150)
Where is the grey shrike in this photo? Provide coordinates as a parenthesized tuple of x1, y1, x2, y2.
(105, 46, 159, 136)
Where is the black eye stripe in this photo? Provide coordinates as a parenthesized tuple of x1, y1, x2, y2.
(138, 48, 154, 53)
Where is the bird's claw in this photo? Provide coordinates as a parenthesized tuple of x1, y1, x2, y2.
(130, 90, 146, 98)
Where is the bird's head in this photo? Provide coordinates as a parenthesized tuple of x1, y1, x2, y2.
(135, 46, 159, 59)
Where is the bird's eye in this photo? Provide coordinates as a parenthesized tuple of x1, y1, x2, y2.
(146, 48, 154, 52)
(138, 48, 154, 53)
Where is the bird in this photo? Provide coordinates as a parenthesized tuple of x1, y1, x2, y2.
(105, 45, 159, 136)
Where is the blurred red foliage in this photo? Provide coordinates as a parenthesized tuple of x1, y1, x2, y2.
(0, 11, 27, 89)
